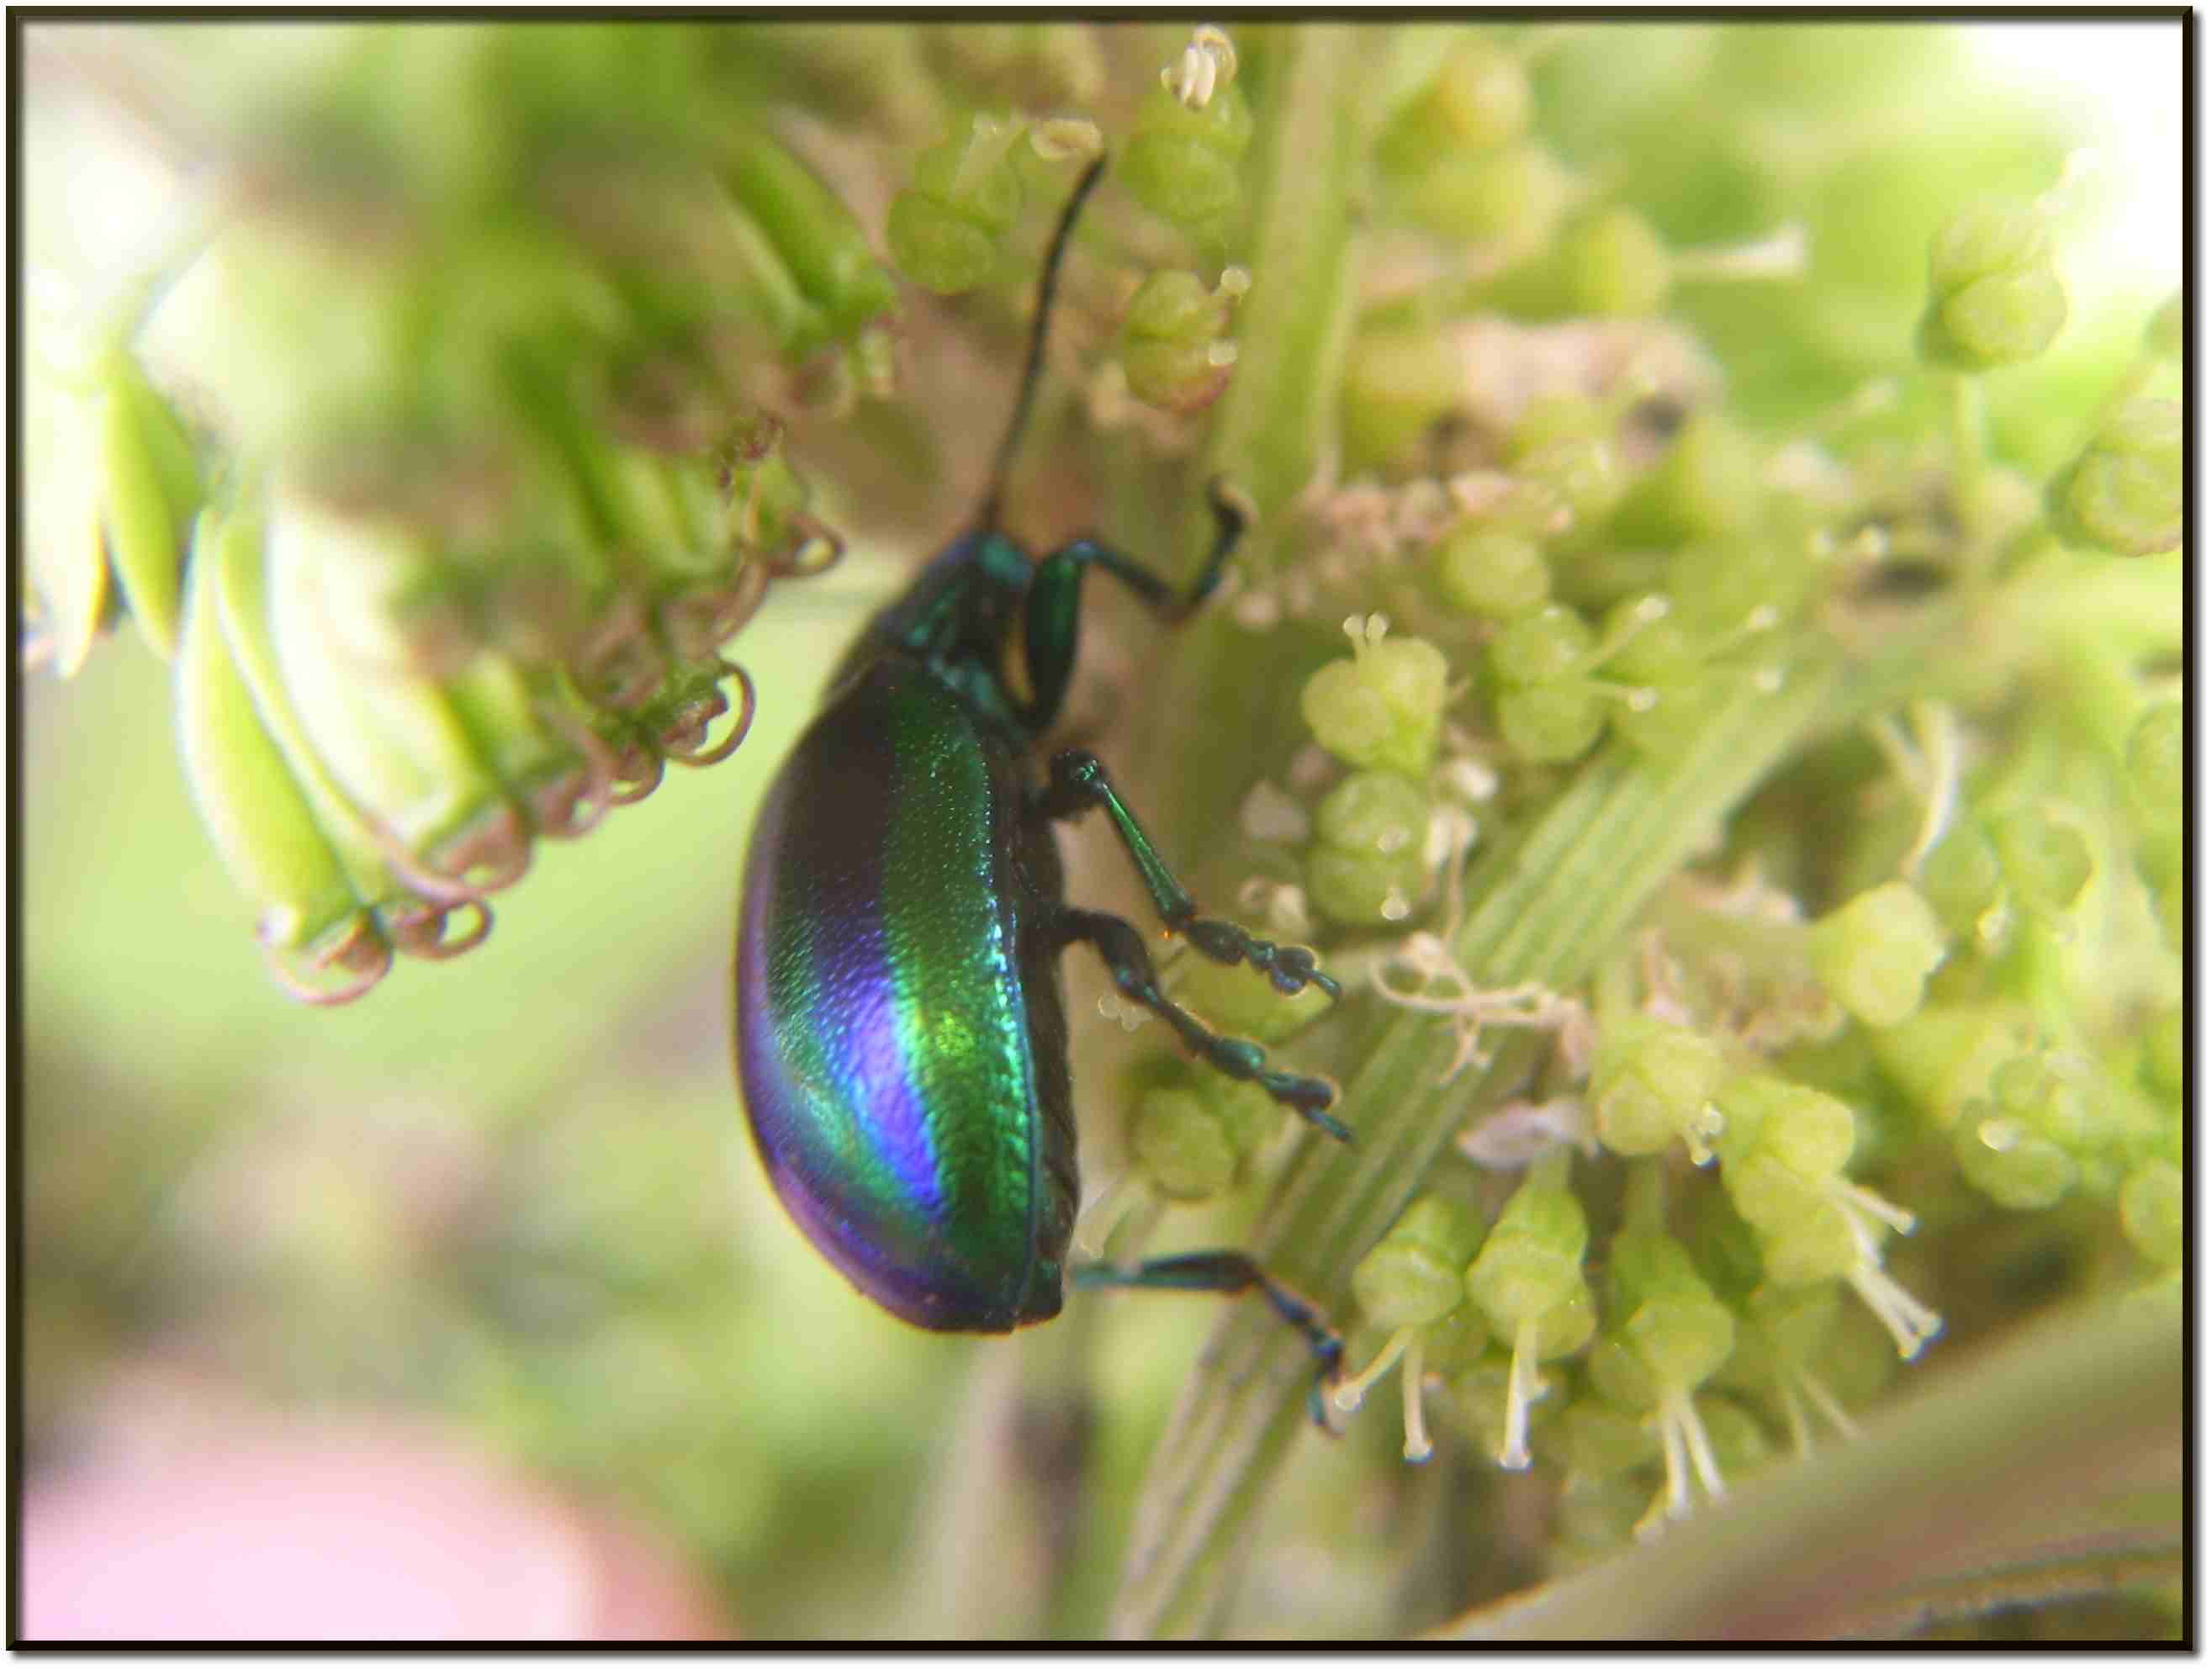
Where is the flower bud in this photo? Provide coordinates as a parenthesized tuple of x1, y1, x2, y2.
(1590, 1015, 1728, 1160)
(1609, 412, 1760, 548)
(1557, 207, 1673, 319)
(1807, 881, 1949, 1028)
(1921, 818, 2005, 940)
(1377, 36, 1532, 174)
(1917, 198, 2066, 370)
(1123, 79, 1253, 230)
(1352, 1193, 1488, 1329)
(2120, 1160, 2183, 1267)
(1299, 626, 1450, 778)
(887, 119, 1024, 295)
(1987, 806, 2092, 916)
(1120, 271, 1238, 413)
(1394, 142, 1571, 246)
(2127, 703, 2183, 816)
(1307, 772, 1432, 927)
(2046, 398, 2182, 557)
(1341, 327, 1464, 471)
(1436, 526, 1550, 619)
(1866, 1001, 2038, 1128)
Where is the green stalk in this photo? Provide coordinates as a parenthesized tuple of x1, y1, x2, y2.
(1140, 21, 1372, 876)
(1425, 1294, 2179, 1640)
(1110, 615, 1958, 1638)
(1184, 24, 1368, 581)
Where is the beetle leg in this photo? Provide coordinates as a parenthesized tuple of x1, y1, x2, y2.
(1070, 1251, 1345, 1428)
(1053, 906, 1348, 1140)
(1041, 752, 1341, 1002)
(1017, 478, 1249, 731)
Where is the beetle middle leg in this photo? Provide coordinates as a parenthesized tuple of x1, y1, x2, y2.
(1069, 1251, 1344, 1426)
(1040, 752, 1341, 1003)
(1053, 906, 1347, 1141)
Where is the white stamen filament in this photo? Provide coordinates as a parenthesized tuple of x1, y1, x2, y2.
(1635, 1413, 1692, 1542)
(1400, 1333, 1433, 1462)
(1498, 1316, 1543, 1470)
(1899, 700, 1962, 879)
(1835, 1179, 1918, 1236)
(1670, 222, 1809, 283)
(1333, 1324, 1415, 1414)
(1681, 1102, 1725, 1168)
(1849, 1263, 1944, 1360)
(1794, 1366, 1863, 1441)
(1777, 1377, 1814, 1460)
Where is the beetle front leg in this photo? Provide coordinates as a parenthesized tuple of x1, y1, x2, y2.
(1053, 907, 1347, 1140)
(1070, 1251, 1345, 1427)
(1041, 751, 1341, 1001)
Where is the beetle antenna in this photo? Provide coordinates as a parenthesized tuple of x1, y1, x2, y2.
(976, 154, 1107, 533)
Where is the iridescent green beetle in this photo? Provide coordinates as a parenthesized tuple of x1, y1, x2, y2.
(735, 160, 1347, 1397)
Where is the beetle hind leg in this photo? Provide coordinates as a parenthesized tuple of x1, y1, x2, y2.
(1054, 907, 1349, 1141)
(1071, 1251, 1344, 1427)
(1041, 751, 1341, 1001)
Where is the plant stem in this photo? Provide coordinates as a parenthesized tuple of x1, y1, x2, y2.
(1423, 1293, 2179, 1640)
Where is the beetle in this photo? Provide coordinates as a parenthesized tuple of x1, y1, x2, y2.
(733, 158, 1349, 1400)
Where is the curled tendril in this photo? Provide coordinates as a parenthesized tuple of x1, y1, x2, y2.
(352, 808, 491, 910)
(425, 801, 534, 893)
(771, 513, 846, 579)
(604, 730, 666, 804)
(657, 558, 773, 661)
(662, 658, 757, 768)
(384, 896, 495, 960)
(261, 912, 394, 1006)
(527, 698, 621, 839)
(568, 592, 666, 712)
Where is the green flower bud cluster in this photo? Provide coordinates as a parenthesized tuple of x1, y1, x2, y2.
(1474, 207, 1808, 326)
(1590, 1014, 1728, 1163)
(1435, 524, 1551, 621)
(1921, 806, 2093, 955)
(1300, 616, 1452, 779)
(1506, 394, 1635, 547)
(1712, 1074, 1940, 1360)
(1950, 1052, 2093, 1211)
(1335, 1195, 1487, 1462)
(1588, 1221, 1738, 1536)
(156, 404, 830, 1005)
(1123, 29, 1253, 233)
(1375, 37, 1565, 250)
(25, 342, 204, 674)
(1303, 771, 1435, 929)
(886, 114, 1029, 295)
(1806, 880, 1948, 1028)
(1119, 269, 1245, 414)
(1608, 411, 1765, 550)
(1127, 1058, 1284, 1203)
(1917, 198, 2067, 372)
(1486, 596, 1674, 764)
(2045, 398, 2183, 558)
(1465, 1154, 1597, 1469)
(1951, 1044, 2172, 1219)
(1338, 1156, 1595, 1469)
(1339, 326, 1467, 474)
(2125, 704, 2184, 951)
(26, 33, 898, 1000)
(722, 126, 903, 362)
(1712, 1284, 1867, 1459)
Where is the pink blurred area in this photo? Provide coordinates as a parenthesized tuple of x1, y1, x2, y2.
(21, 1377, 733, 1642)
